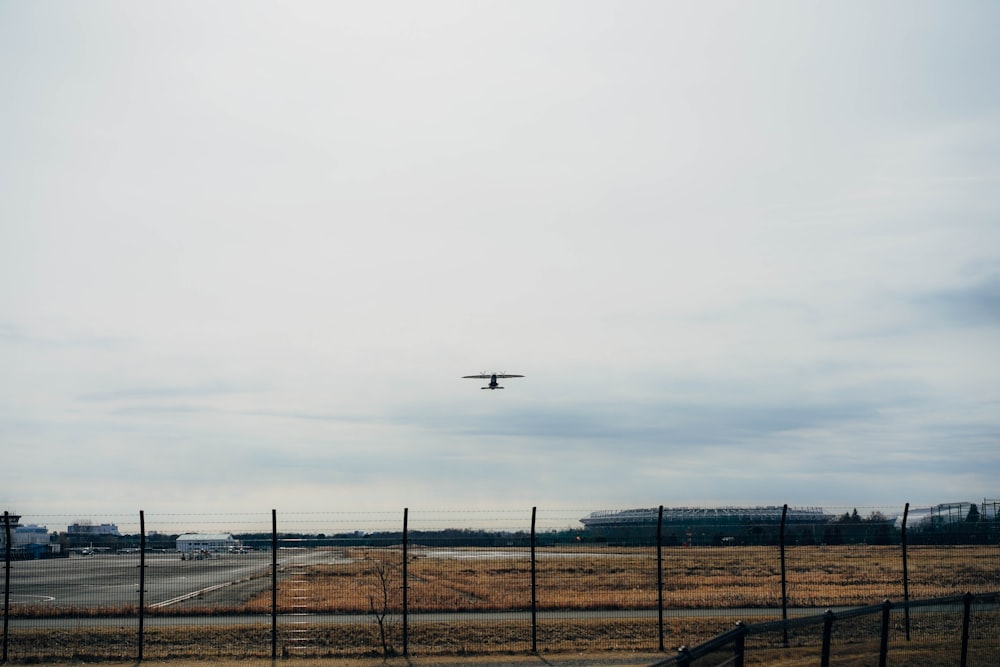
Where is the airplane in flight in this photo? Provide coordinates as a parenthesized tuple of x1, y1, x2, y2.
(463, 372, 524, 390)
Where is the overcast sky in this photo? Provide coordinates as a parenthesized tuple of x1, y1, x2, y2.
(2, 1, 998, 527)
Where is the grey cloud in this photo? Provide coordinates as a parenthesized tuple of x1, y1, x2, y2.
(0, 321, 125, 348)
(390, 396, 885, 450)
(915, 274, 1000, 326)
(241, 409, 374, 424)
(79, 383, 263, 402)
(110, 404, 210, 416)
(923, 421, 1000, 449)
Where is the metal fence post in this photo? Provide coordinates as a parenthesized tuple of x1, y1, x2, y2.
(402, 507, 409, 657)
(779, 503, 789, 648)
(878, 599, 891, 667)
(530, 506, 537, 653)
(733, 621, 746, 667)
(138, 510, 146, 661)
(3, 511, 11, 663)
(820, 609, 835, 667)
(271, 508, 278, 660)
(960, 591, 973, 667)
(901, 502, 911, 641)
(656, 504, 664, 652)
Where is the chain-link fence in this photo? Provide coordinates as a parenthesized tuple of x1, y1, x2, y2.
(2, 504, 998, 662)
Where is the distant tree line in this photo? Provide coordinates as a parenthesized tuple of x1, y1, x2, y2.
(34, 505, 1000, 553)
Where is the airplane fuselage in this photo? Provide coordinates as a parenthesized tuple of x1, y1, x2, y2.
(463, 372, 523, 390)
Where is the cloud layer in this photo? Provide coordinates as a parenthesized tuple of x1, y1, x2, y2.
(2, 1, 998, 523)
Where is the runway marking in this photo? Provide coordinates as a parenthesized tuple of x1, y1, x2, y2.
(9, 594, 56, 604)
(148, 581, 236, 609)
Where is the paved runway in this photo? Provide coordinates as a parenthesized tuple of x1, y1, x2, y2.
(5, 549, 340, 609)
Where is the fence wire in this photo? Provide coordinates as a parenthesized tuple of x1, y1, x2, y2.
(2, 505, 998, 662)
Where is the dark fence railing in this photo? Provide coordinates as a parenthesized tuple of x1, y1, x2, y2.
(2, 504, 999, 662)
(649, 592, 1000, 667)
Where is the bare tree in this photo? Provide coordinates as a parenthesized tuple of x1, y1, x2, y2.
(366, 554, 398, 657)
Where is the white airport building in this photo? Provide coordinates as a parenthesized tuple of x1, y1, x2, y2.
(67, 522, 121, 537)
(176, 533, 240, 553)
(14, 524, 50, 546)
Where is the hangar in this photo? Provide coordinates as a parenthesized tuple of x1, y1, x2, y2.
(580, 506, 829, 545)
(176, 533, 240, 553)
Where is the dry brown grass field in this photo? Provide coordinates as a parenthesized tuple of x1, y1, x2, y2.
(11, 613, 1000, 665)
(5, 544, 998, 664)
(236, 544, 1000, 613)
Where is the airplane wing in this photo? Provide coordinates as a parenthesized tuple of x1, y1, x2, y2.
(462, 374, 491, 379)
(495, 374, 524, 378)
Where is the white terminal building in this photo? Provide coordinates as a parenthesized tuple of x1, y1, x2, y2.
(15, 524, 51, 546)
(176, 533, 240, 553)
(67, 522, 121, 536)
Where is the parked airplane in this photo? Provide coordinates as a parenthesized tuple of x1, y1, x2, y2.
(73, 544, 110, 555)
(463, 372, 524, 390)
